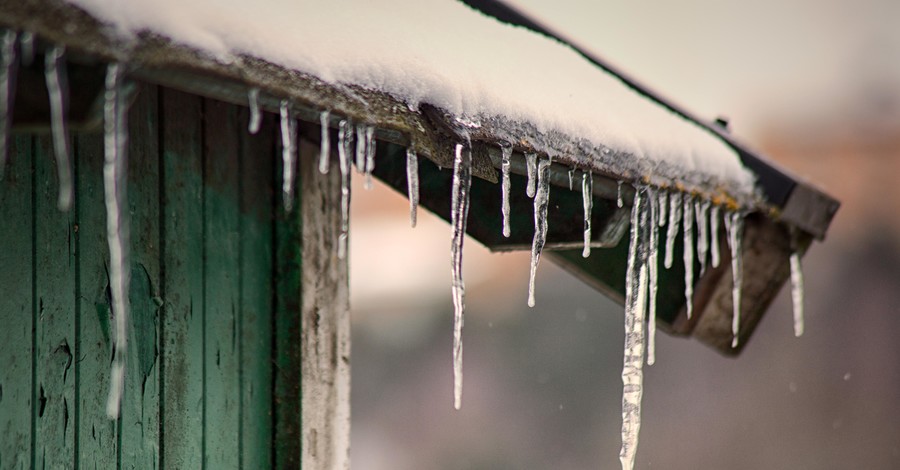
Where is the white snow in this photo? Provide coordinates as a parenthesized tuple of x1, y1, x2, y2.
(65, 0, 755, 190)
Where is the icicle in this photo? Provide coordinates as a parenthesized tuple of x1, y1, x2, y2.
(337, 120, 351, 260)
(790, 250, 805, 337)
(247, 88, 261, 135)
(406, 148, 418, 228)
(450, 139, 473, 410)
(500, 145, 512, 237)
(355, 124, 366, 173)
(527, 157, 552, 307)
(364, 126, 375, 189)
(0, 30, 16, 181)
(525, 152, 537, 198)
(664, 191, 681, 269)
(658, 191, 668, 228)
(695, 200, 710, 276)
(725, 212, 745, 348)
(619, 187, 647, 470)
(617, 180, 624, 208)
(710, 205, 721, 268)
(45, 45, 73, 211)
(647, 187, 660, 366)
(568, 167, 575, 190)
(582, 171, 593, 258)
(103, 63, 130, 419)
(683, 195, 695, 319)
(317, 110, 330, 174)
(279, 100, 297, 212)
(19, 31, 33, 67)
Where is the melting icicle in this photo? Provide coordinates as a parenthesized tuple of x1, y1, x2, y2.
(683, 195, 695, 319)
(664, 192, 681, 269)
(406, 148, 418, 228)
(582, 171, 593, 258)
(19, 31, 33, 66)
(317, 110, 331, 174)
(364, 126, 375, 189)
(617, 180, 624, 208)
(527, 157, 552, 307)
(450, 140, 473, 410)
(0, 30, 16, 181)
(725, 211, 745, 348)
(695, 200, 710, 276)
(103, 64, 130, 419)
(500, 145, 512, 237)
(45, 45, 73, 211)
(790, 250, 805, 337)
(647, 187, 660, 366)
(355, 124, 366, 173)
(337, 120, 352, 260)
(658, 191, 668, 228)
(525, 152, 537, 198)
(279, 100, 297, 212)
(247, 88, 261, 135)
(620, 187, 647, 470)
(710, 205, 721, 268)
(568, 167, 575, 190)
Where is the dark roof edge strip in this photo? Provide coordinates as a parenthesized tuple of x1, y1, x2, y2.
(462, 0, 839, 239)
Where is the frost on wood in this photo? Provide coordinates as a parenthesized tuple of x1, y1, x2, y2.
(682, 194, 695, 319)
(450, 140, 472, 410)
(247, 87, 261, 134)
(790, 251, 805, 337)
(45, 45, 74, 211)
(725, 211, 745, 348)
(581, 171, 592, 258)
(337, 119, 352, 260)
(0, 30, 16, 181)
(527, 156, 551, 308)
(279, 100, 298, 212)
(500, 145, 512, 238)
(406, 147, 419, 228)
(103, 63, 131, 419)
(318, 110, 331, 174)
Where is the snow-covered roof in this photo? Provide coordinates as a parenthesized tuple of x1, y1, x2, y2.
(17, 0, 760, 202)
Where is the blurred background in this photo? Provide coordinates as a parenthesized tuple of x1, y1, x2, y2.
(350, 0, 900, 468)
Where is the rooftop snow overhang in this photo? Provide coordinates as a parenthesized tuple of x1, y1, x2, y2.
(0, 0, 839, 355)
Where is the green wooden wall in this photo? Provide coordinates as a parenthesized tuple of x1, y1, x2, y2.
(0, 83, 322, 468)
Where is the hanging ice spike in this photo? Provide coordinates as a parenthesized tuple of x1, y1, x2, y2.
(103, 63, 131, 419)
(527, 156, 551, 307)
(337, 119, 351, 260)
(664, 190, 680, 270)
(45, 45, 74, 211)
(0, 30, 16, 181)
(279, 100, 297, 212)
(500, 145, 512, 238)
(647, 187, 660, 366)
(695, 199, 710, 276)
(582, 171, 592, 258)
(364, 125, 375, 189)
(406, 148, 419, 228)
(450, 139, 472, 410)
(790, 250, 805, 337)
(682, 194, 695, 319)
(525, 152, 537, 198)
(725, 211, 745, 348)
(247, 88, 261, 135)
(318, 110, 330, 174)
(710, 204, 721, 268)
(620, 186, 647, 470)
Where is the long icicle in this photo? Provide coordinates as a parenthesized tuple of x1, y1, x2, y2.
(710, 204, 721, 268)
(527, 157, 552, 307)
(279, 100, 297, 212)
(726, 212, 745, 347)
(364, 125, 375, 189)
(337, 120, 352, 260)
(682, 194, 695, 318)
(620, 187, 647, 470)
(406, 148, 419, 228)
(647, 187, 660, 366)
(500, 145, 512, 237)
(318, 110, 330, 174)
(247, 88, 261, 134)
(664, 191, 680, 269)
(104, 63, 130, 419)
(355, 124, 366, 173)
(45, 45, 74, 211)
(450, 139, 472, 410)
(695, 200, 709, 276)
(0, 30, 17, 181)
(582, 171, 593, 258)
(525, 152, 537, 198)
(658, 190, 668, 228)
(790, 250, 805, 337)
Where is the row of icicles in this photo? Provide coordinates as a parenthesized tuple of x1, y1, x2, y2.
(0, 32, 807, 470)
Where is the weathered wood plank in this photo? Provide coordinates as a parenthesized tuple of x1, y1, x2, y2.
(160, 88, 205, 469)
(0, 135, 35, 469)
(73, 131, 119, 468)
(298, 136, 350, 469)
(202, 98, 241, 468)
(237, 107, 275, 469)
(120, 83, 162, 468)
(32, 135, 77, 469)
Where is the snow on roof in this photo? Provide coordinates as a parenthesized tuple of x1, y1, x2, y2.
(67, 0, 756, 195)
